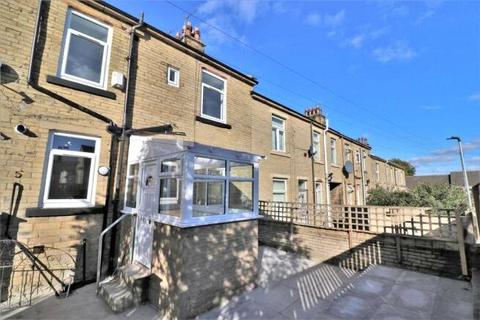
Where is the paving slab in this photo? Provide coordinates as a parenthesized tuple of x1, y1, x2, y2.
(383, 284, 437, 314)
(324, 294, 381, 320)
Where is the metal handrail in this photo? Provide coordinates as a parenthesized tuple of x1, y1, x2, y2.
(96, 212, 136, 289)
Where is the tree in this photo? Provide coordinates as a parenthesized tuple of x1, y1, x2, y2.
(388, 158, 416, 176)
(366, 184, 467, 209)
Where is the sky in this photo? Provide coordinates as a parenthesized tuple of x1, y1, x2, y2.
(108, 0, 480, 176)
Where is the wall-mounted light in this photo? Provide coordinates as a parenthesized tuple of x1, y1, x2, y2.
(98, 166, 110, 176)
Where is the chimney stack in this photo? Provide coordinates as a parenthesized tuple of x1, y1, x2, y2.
(357, 137, 369, 146)
(304, 106, 326, 125)
(176, 18, 206, 52)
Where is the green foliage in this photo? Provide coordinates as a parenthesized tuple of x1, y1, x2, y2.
(367, 184, 467, 209)
(388, 158, 416, 176)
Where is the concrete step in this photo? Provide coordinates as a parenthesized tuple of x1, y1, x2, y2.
(118, 263, 151, 303)
(98, 276, 134, 313)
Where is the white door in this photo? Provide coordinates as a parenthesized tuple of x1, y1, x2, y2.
(133, 161, 157, 269)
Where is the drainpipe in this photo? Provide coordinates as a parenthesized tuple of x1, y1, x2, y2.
(360, 149, 367, 205)
(309, 120, 316, 204)
(109, 13, 144, 272)
(27, 0, 44, 85)
(323, 120, 330, 221)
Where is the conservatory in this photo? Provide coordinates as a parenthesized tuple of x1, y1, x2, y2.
(123, 136, 261, 228)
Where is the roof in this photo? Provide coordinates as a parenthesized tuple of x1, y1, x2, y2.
(93, 1, 258, 86)
(251, 91, 371, 150)
(370, 154, 406, 170)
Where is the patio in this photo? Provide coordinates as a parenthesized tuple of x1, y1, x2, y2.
(3, 246, 473, 320)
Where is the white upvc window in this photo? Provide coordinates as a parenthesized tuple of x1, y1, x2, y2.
(298, 179, 308, 203)
(272, 178, 287, 202)
(272, 116, 286, 152)
(355, 150, 361, 164)
(125, 163, 139, 209)
(313, 132, 321, 161)
(167, 66, 180, 87)
(375, 163, 380, 182)
(315, 181, 322, 204)
(59, 9, 112, 89)
(345, 144, 352, 161)
(192, 157, 254, 216)
(42, 132, 100, 208)
(200, 69, 227, 123)
(330, 138, 337, 164)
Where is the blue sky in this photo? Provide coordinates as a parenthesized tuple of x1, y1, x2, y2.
(109, 0, 480, 175)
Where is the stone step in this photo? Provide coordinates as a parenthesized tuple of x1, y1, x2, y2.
(98, 276, 134, 313)
(118, 263, 151, 303)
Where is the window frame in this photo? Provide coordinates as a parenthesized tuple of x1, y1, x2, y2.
(272, 115, 286, 152)
(330, 138, 337, 164)
(58, 8, 113, 89)
(124, 163, 140, 210)
(375, 163, 380, 182)
(313, 131, 321, 161)
(42, 132, 101, 208)
(167, 66, 180, 87)
(272, 178, 288, 202)
(315, 181, 322, 204)
(297, 179, 308, 203)
(200, 69, 227, 123)
(159, 158, 182, 205)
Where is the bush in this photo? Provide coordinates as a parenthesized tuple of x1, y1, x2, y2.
(366, 184, 467, 209)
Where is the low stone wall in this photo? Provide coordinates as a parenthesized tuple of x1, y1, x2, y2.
(137, 219, 259, 319)
(259, 220, 463, 277)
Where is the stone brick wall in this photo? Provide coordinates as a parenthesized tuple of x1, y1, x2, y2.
(259, 220, 463, 277)
(145, 220, 258, 319)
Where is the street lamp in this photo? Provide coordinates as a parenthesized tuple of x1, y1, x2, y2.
(447, 136, 473, 209)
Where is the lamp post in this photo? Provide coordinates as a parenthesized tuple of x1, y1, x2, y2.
(447, 136, 473, 209)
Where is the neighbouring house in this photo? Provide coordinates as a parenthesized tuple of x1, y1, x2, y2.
(0, 0, 405, 317)
(406, 170, 480, 189)
(368, 154, 407, 191)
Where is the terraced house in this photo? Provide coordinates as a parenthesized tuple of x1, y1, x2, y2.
(0, 0, 404, 317)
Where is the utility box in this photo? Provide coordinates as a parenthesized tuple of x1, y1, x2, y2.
(111, 71, 125, 90)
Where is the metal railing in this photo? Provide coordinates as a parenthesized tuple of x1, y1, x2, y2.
(259, 201, 461, 240)
(96, 212, 136, 289)
(0, 239, 75, 312)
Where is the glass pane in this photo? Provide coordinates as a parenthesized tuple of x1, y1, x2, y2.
(159, 178, 181, 217)
(65, 34, 104, 83)
(272, 117, 284, 128)
(52, 134, 96, 153)
(273, 193, 285, 202)
(202, 87, 222, 119)
(298, 180, 307, 190)
(193, 181, 225, 216)
(279, 131, 285, 150)
(194, 157, 225, 176)
(48, 155, 91, 200)
(70, 12, 108, 42)
(273, 180, 285, 192)
(168, 69, 176, 82)
(229, 181, 253, 212)
(202, 71, 224, 90)
(230, 162, 253, 178)
(126, 177, 138, 208)
(129, 163, 139, 176)
(272, 128, 276, 149)
(161, 158, 181, 173)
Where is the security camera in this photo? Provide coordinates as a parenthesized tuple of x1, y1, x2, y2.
(15, 124, 28, 135)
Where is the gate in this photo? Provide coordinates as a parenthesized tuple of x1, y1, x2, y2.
(0, 239, 76, 312)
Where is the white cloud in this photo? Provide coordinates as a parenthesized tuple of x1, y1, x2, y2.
(369, 26, 390, 39)
(343, 33, 366, 49)
(198, 0, 262, 24)
(468, 93, 480, 103)
(324, 10, 345, 29)
(410, 138, 480, 168)
(305, 13, 322, 26)
(372, 41, 417, 63)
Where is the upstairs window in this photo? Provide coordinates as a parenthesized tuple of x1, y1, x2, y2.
(298, 179, 308, 203)
(43, 132, 100, 208)
(375, 163, 380, 182)
(312, 132, 321, 161)
(330, 138, 337, 164)
(201, 70, 226, 122)
(272, 116, 286, 152)
(59, 9, 112, 88)
(167, 66, 180, 87)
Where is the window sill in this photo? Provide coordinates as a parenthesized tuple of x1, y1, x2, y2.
(195, 116, 232, 129)
(331, 164, 341, 168)
(25, 205, 105, 217)
(46, 75, 116, 100)
(270, 151, 291, 158)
